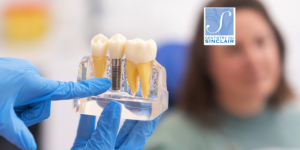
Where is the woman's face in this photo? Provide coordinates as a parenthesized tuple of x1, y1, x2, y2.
(208, 9, 281, 117)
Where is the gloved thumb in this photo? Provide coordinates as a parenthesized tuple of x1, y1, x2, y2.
(85, 100, 121, 150)
(0, 105, 37, 150)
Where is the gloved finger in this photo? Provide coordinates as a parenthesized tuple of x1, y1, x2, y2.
(115, 120, 138, 149)
(72, 114, 96, 149)
(117, 114, 162, 150)
(16, 76, 111, 106)
(15, 101, 51, 127)
(0, 106, 37, 150)
(85, 100, 121, 150)
(76, 115, 96, 141)
(115, 102, 159, 149)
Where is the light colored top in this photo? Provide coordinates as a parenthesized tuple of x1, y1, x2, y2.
(144, 105, 300, 150)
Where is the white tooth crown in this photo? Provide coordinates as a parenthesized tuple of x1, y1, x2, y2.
(125, 38, 157, 64)
(91, 34, 109, 57)
(108, 34, 127, 59)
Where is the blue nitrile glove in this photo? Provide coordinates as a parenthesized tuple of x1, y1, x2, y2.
(71, 100, 162, 150)
(0, 57, 111, 150)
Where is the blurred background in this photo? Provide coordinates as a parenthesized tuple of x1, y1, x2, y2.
(0, 0, 299, 149)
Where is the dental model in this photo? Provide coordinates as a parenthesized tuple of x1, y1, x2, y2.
(91, 34, 109, 78)
(125, 38, 157, 98)
(108, 34, 127, 90)
(74, 35, 168, 119)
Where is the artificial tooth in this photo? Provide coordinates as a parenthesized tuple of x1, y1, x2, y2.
(91, 34, 108, 78)
(108, 33, 126, 59)
(108, 34, 127, 90)
(125, 38, 157, 98)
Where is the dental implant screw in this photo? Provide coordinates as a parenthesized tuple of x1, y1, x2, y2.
(111, 59, 122, 91)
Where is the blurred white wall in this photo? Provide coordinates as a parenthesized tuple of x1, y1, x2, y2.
(0, 0, 299, 150)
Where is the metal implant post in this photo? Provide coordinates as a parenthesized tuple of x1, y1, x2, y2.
(111, 59, 122, 91)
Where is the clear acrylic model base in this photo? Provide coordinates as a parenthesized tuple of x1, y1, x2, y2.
(72, 55, 168, 120)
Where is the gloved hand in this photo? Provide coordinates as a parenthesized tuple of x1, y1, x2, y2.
(71, 100, 162, 150)
(0, 57, 111, 150)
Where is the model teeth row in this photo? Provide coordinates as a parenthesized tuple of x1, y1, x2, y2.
(91, 33, 157, 98)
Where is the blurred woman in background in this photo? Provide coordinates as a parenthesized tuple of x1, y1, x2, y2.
(145, 0, 300, 149)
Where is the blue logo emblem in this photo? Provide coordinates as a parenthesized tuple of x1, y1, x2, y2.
(204, 7, 235, 45)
